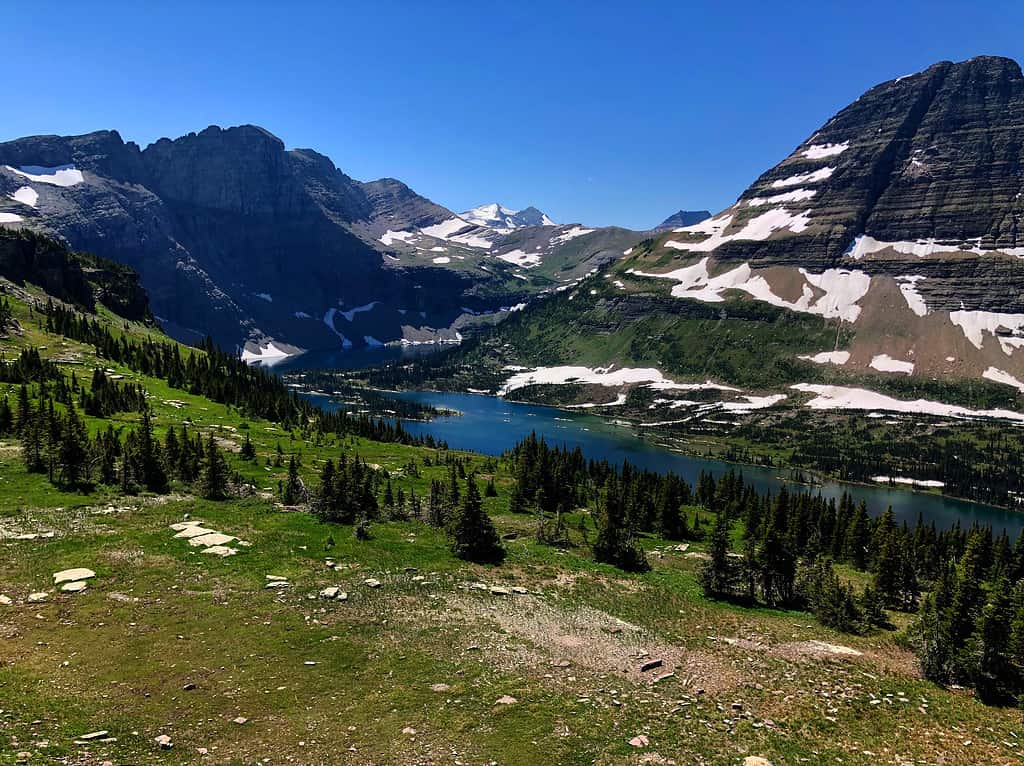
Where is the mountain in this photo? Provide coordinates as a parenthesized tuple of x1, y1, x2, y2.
(436, 56, 1024, 411)
(655, 209, 711, 230)
(460, 203, 557, 230)
(0, 126, 644, 361)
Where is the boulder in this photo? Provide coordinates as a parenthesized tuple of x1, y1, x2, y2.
(60, 581, 88, 593)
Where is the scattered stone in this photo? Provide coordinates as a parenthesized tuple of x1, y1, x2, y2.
(265, 581, 290, 590)
(319, 587, 340, 599)
(511, 586, 529, 595)
(169, 521, 204, 531)
(183, 683, 196, 691)
(364, 578, 382, 588)
(232, 717, 248, 725)
(78, 731, 109, 741)
(173, 526, 216, 539)
(27, 592, 48, 603)
(430, 683, 450, 692)
(743, 758, 774, 766)
(402, 727, 416, 735)
(490, 586, 511, 596)
(629, 735, 650, 748)
(154, 734, 173, 749)
(108, 592, 137, 603)
(653, 672, 675, 684)
(60, 581, 88, 593)
(53, 568, 95, 585)
(266, 575, 288, 581)
(16, 753, 31, 763)
(640, 659, 664, 673)
(0, 594, 12, 605)
(495, 695, 518, 705)
(336, 591, 349, 601)
(202, 545, 237, 557)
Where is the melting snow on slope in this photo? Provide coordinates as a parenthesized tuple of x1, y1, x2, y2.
(323, 309, 353, 348)
(433, 256, 451, 264)
(0, 213, 23, 223)
(895, 275, 927, 316)
(10, 186, 38, 207)
(771, 167, 835, 188)
(845, 234, 1024, 260)
(983, 367, 1024, 393)
(799, 350, 850, 365)
(8, 165, 84, 187)
(380, 229, 417, 246)
(551, 226, 595, 245)
(869, 354, 914, 374)
(340, 301, 379, 321)
(791, 383, 1024, 422)
(802, 141, 849, 159)
(664, 208, 810, 252)
(254, 293, 272, 302)
(241, 340, 299, 366)
(949, 311, 1024, 353)
(747, 188, 816, 207)
(500, 365, 740, 395)
(421, 217, 470, 239)
(496, 249, 541, 268)
(629, 259, 870, 323)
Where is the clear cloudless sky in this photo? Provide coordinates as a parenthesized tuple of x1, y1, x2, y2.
(4, 0, 1023, 229)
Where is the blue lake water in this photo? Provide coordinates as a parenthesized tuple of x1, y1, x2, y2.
(307, 388, 1024, 538)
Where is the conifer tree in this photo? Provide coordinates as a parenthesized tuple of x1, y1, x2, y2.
(449, 475, 505, 564)
(200, 433, 229, 500)
(593, 475, 649, 572)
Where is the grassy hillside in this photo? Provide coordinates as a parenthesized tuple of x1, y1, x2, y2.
(2, 282, 1023, 766)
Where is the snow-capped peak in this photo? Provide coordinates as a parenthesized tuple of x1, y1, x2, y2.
(460, 203, 556, 231)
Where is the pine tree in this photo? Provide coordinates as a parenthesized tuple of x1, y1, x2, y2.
(58, 404, 89, 486)
(593, 475, 649, 572)
(283, 454, 304, 504)
(240, 432, 256, 461)
(449, 475, 505, 564)
(976, 576, 1018, 704)
(700, 511, 737, 598)
(0, 394, 12, 435)
(200, 433, 229, 500)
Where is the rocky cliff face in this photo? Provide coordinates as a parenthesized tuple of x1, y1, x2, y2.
(0, 125, 643, 358)
(617, 56, 1024, 392)
(0, 228, 151, 320)
(655, 210, 711, 230)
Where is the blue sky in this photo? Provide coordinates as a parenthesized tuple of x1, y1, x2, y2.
(4, 1, 1022, 229)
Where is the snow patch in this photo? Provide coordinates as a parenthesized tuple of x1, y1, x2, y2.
(7, 165, 84, 187)
(869, 354, 914, 374)
(379, 229, 417, 246)
(551, 226, 595, 245)
(895, 275, 927, 316)
(791, 383, 1024, 422)
(496, 249, 541, 268)
(241, 340, 300, 367)
(747, 188, 816, 207)
(949, 311, 1024, 353)
(501, 365, 739, 395)
(340, 301, 379, 321)
(663, 208, 810, 253)
(10, 186, 38, 207)
(254, 292, 272, 302)
(630, 259, 870, 322)
(432, 256, 451, 264)
(802, 141, 849, 159)
(799, 350, 850, 365)
(871, 476, 945, 488)
(0, 213, 23, 223)
(770, 167, 835, 188)
(983, 367, 1024, 393)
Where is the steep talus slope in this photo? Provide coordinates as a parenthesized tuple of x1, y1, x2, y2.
(0, 126, 646, 357)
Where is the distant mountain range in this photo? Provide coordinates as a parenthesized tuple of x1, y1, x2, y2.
(0, 128, 645, 361)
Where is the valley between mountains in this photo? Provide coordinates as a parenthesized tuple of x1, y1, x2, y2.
(5, 53, 1024, 766)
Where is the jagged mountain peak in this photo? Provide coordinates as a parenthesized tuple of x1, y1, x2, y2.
(655, 210, 711, 231)
(460, 202, 556, 230)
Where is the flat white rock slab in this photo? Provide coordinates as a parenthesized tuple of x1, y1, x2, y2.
(188, 532, 236, 547)
(53, 568, 96, 585)
(169, 521, 205, 531)
(61, 581, 88, 593)
(174, 526, 218, 539)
